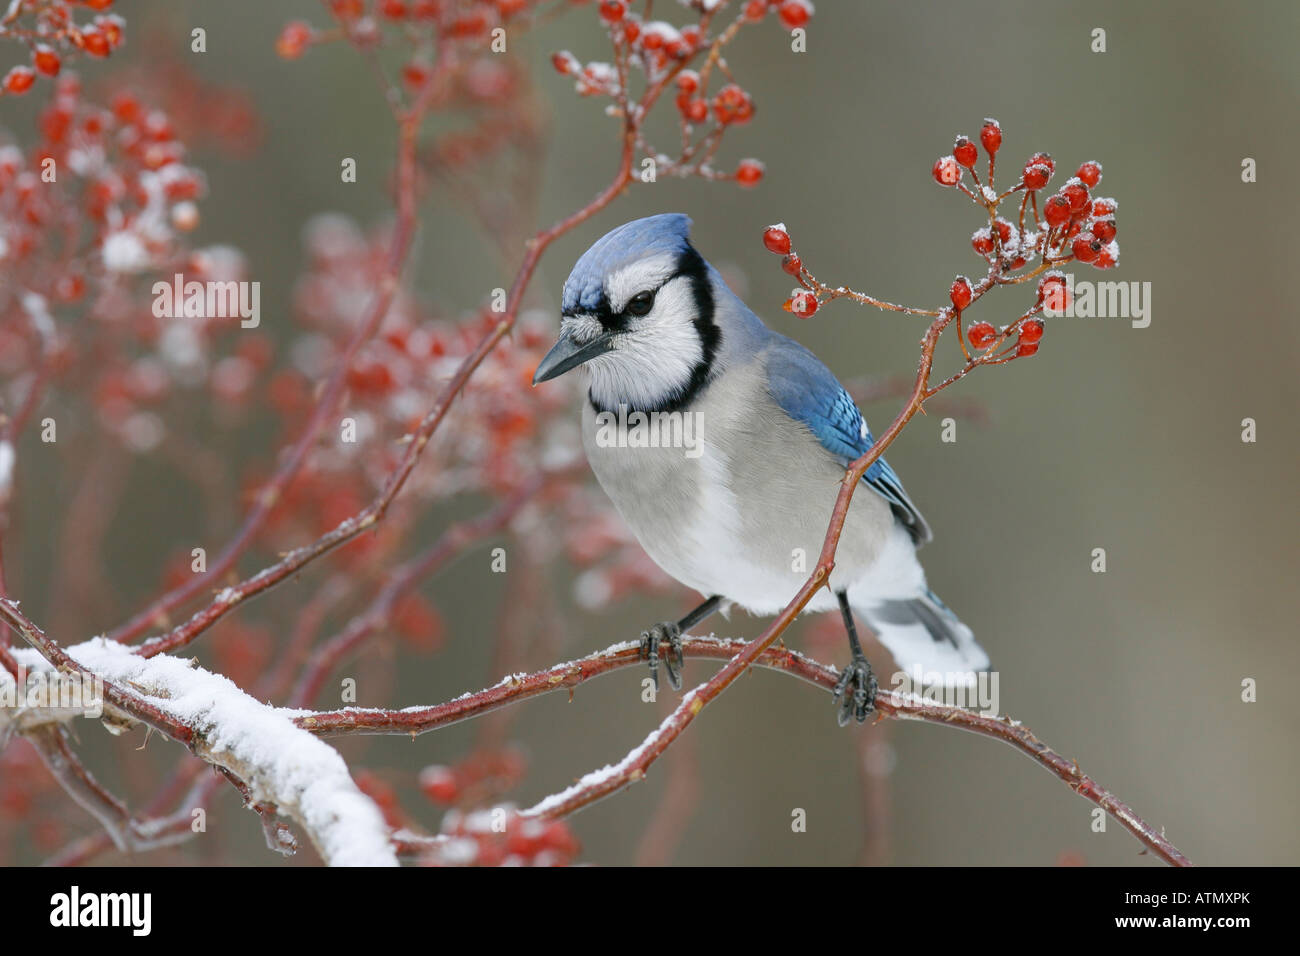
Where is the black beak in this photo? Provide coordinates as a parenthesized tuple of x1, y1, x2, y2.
(532, 326, 616, 385)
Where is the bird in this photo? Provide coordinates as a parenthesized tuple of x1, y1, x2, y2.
(532, 213, 989, 725)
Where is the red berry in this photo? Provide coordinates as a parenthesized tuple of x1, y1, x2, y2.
(1026, 151, 1054, 175)
(968, 321, 997, 349)
(932, 155, 961, 186)
(735, 158, 764, 187)
(953, 135, 978, 168)
(1071, 232, 1102, 263)
(781, 253, 802, 276)
(1075, 161, 1102, 188)
(81, 29, 111, 57)
(683, 98, 707, 123)
(675, 69, 700, 95)
(993, 218, 1013, 243)
(84, 0, 114, 8)
(787, 290, 818, 318)
(1091, 217, 1117, 243)
(418, 766, 459, 804)
(1037, 272, 1068, 310)
(277, 21, 313, 59)
(4, 66, 35, 94)
(1095, 242, 1119, 269)
(1023, 163, 1051, 190)
(778, 0, 813, 29)
(1044, 194, 1071, 229)
(971, 229, 994, 256)
(379, 0, 408, 17)
(949, 276, 973, 311)
(979, 118, 1001, 156)
(551, 51, 578, 75)
(763, 225, 791, 255)
(1091, 197, 1117, 217)
(1061, 177, 1089, 212)
(1015, 341, 1040, 357)
(32, 46, 60, 76)
(744, 0, 768, 20)
(599, 0, 626, 22)
(1018, 319, 1044, 344)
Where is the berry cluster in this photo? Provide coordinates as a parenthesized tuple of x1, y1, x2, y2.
(551, 0, 815, 189)
(1, 0, 124, 97)
(425, 806, 580, 867)
(418, 746, 528, 806)
(765, 118, 1121, 366)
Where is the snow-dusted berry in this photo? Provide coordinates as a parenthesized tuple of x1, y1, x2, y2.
(763, 225, 791, 255)
(932, 155, 961, 186)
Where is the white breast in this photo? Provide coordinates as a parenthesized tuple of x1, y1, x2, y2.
(580, 362, 904, 616)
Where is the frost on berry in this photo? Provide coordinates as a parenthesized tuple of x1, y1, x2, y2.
(932, 155, 961, 186)
(763, 224, 791, 255)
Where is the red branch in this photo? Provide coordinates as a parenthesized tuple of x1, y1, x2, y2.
(297, 637, 1190, 866)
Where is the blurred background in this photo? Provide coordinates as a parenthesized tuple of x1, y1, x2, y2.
(1, 0, 1296, 865)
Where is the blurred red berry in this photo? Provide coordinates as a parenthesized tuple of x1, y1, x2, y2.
(4, 66, 35, 94)
(781, 253, 802, 276)
(81, 29, 111, 57)
(735, 158, 764, 187)
(277, 21, 313, 59)
(1091, 197, 1116, 217)
(33, 46, 60, 76)
(1015, 341, 1039, 357)
(778, 0, 813, 30)
(599, 0, 626, 22)
(744, 0, 768, 19)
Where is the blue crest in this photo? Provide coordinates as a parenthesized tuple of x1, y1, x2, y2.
(562, 214, 694, 314)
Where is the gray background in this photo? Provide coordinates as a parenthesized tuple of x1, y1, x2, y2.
(5, 1, 1297, 865)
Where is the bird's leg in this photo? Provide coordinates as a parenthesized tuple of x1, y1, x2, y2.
(832, 591, 877, 726)
(640, 595, 722, 692)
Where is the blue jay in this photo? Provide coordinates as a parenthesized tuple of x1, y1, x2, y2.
(533, 214, 989, 725)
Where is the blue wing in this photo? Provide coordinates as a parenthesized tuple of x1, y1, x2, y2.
(763, 336, 932, 546)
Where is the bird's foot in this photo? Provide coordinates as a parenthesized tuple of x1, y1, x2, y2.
(832, 653, 877, 726)
(639, 621, 684, 691)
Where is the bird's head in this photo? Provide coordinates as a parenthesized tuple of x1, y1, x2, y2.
(532, 213, 720, 413)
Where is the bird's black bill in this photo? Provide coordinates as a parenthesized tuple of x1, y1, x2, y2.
(531, 328, 616, 384)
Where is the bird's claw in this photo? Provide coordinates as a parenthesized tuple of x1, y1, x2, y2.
(640, 621, 684, 691)
(832, 653, 877, 726)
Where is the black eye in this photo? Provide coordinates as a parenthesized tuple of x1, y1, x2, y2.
(625, 290, 655, 317)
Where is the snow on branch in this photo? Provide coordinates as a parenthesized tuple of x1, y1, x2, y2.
(17, 638, 397, 867)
